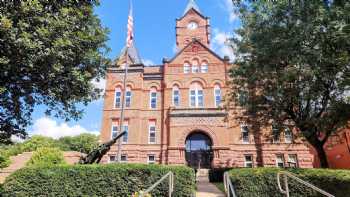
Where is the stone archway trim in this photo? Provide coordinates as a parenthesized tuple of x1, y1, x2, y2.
(178, 126, 219, 146)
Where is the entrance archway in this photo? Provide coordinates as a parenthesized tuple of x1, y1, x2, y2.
(185, 131, 213, 169)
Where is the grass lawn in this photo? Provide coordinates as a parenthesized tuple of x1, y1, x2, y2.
(212, 182, 225, 193)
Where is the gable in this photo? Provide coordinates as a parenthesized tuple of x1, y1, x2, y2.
(169, 40, 224, 64)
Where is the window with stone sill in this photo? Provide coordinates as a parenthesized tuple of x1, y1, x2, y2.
(284, 128, 293, 143)
(241, 125, 250, 144)
(184, 62, 190, 73)
(192, 59, 199, 73)
(122, 123, 129, 143)
(111, 124, 118, 139)
(109, 155, 116, 163)
(189, 82, 204, 107)
(272, 124, 281, 143)
(201, 62, 208, 73)
(150, 87, 157, 109)
(214, 85, 222, 107)
(114, 87, 122, 108)
(276, 154, 285, 168)
(121, 154, 128, 163)
(288, 154, 298, 168)
(149, 121, 156, 144)
(244, 155, 253, 168)
(172, 86, 180, 107)
(125, 86, 132, 108)
(148, 155, 156, 164)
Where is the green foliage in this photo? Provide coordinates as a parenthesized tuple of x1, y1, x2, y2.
(57, 133, 99, 154)
(228, 168, 350, 197)
(228, 0, 350, 168)
(2, 164, 195, 197)
(20, 135, 58, 152)
(26, 147, 66, 166)
(0, 0, 109, 144)
(0, 153, 10, 169)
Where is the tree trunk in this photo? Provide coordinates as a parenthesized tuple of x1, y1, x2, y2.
(314, 143, 329, 168)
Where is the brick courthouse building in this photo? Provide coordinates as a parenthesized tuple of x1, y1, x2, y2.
(100, 1, 314, 168)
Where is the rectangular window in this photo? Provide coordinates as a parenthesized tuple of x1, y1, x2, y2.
(150, 92, 157, 109)
(288, 154, 298, 168)
(111, 125, 118, 139)
(215, 89, 221, 107)
(122, 124, 128, 143)
(201, 64, 208, 73)
(121, 154, 128, 162)
(192, 65, 199, 73)
(198, 90, 204, 107)
(125, 91, 132, 108)
(285, 128, 293, 143)
(190, 90, 196, 107)
(149, 122, 156, 144)
(173, 90, 180, 107)
(276, 154, 285, 168)
(244, 155, 253, 168)
(148, 155, 156, 164)
(241, 125, 249, 143)
(109, 155, 116, 163)
(115, 91, 121, 108)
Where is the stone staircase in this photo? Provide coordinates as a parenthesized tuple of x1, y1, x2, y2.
(196, 169, 225, 197)
(0, 152, 33, 183)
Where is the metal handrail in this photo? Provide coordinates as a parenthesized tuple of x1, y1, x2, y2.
(224, 172, 237, 197)
(277, 171, 334, 197)
(139, 171, 174, 197)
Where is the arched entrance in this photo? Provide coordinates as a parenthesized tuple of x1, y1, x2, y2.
(185, 131, 213, 169)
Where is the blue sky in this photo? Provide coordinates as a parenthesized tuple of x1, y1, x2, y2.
(29, 0, 240, 139)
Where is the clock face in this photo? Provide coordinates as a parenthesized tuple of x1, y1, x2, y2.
(187, 22, 198, 30)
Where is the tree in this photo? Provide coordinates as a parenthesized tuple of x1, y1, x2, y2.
(0, 0, 109, 144)
(57, 133, 99, 154)
(26, 147, 66, 166)
(228, 0, 350, 168)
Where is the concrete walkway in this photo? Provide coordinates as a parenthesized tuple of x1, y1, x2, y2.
(196, 169, 225, 197)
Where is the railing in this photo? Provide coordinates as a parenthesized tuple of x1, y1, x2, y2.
(139, 171, 174, 197)
(277, 171, 334, 197)
(223, 172, 237, 197)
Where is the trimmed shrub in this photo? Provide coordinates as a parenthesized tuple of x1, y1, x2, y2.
(228, 168, 350, 197)
(209, 168, 231, 182)
(26, 147, 66, 166)
(0, 154, 10, 169)
(2, 164, 195, 197)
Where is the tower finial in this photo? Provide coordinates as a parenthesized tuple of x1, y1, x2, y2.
(183, 0, 201, 15)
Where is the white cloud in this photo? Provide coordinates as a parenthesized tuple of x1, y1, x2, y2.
(92, 78, 106, 94)
(30, 117, 99, 139)
(221, 0, 239, 23)
(212, 28, 235, 61)
(142, 59, 155, 66)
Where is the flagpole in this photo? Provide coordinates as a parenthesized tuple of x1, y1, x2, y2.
(116, 0, 132, 163)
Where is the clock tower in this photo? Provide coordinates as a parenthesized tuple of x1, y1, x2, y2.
(176, 0, 210, 50)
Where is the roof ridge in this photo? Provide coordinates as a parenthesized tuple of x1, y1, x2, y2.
(183, 0, 201, 16)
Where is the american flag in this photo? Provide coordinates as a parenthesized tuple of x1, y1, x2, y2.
(126, 5, 134, 48)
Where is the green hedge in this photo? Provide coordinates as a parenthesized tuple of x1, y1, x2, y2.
(229, 168, 350, 197)
(2, 164, 195, 197)
(26, 147, 66, 166)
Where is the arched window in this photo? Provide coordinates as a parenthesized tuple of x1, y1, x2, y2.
(214, 85, 221, 107)
(150, 87, 157, 109)
(201, 61, 208, 73)
(172, 85, 180, 107)
(189, 82, 204, 107)
(184, 62, 190, 73)
(192, 59, 199, 73)
(114, 87, 122, 108)
(125, 86, 132, 108)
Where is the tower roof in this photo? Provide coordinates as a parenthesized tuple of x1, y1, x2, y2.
(116, 43, 142, 66)
(183, 0, 201, 15)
